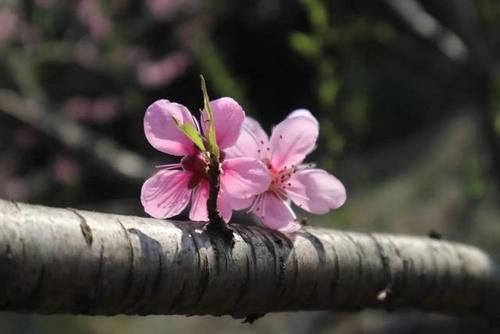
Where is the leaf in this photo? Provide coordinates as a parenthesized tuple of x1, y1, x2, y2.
(200, 75, 220, 160)
(172, 117, 206, 152)
(289, 32, 320, 59)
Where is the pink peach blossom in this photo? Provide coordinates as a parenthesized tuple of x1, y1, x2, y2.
(52, 156, 80, 185)
(0, 8, 19, 42)
(226, 110, 346, 232)
(146, 0, 198, 21)
(76, 0, 111, 41)
(141, 98, 271, 222)
(136, 52, 190, 88)
(63, 96, 119, 124)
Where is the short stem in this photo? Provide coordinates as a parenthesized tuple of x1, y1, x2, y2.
(206, 157, 234, 244)
(206, 158, 221, 224)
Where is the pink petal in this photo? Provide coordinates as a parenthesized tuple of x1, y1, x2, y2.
(244, 117, 270, 152)
(189, 179, 209, 222)
(217, 191, 233, 222)
(188, 180, 233, 222)
(287, 169, 346, 214)
(254, 194, 301, 233)
(220, 157, 271, 199)
(144, 99, 197, 156)
(228, 195, 255, 210)
(141, 169, 192, 219)
(286, 109, 319, 125)
(225, 117, 270, 160)
(269, 113, 319, 171)
(224, 124, 259, 159)
(201, 97, 245, 149)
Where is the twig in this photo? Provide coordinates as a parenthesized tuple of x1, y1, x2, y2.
(206, 154, 234, 245)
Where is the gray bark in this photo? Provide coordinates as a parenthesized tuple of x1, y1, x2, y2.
(0, 199, 499, 320)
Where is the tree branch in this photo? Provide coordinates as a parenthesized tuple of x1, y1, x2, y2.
(0, 200, 499, 320)
(0, 89, 151, 183)
(384, 0, 500, 188)
(383, 0, 469, 64)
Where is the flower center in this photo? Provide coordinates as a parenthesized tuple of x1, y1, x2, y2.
(265, 159, 297, 200)
(182, 153, 208, 189)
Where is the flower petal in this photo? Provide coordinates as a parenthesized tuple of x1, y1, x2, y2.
(201, 97, 245, 149)
(141, 169, 192, 219)
(189, 180, 233, 222)
(254, 194, 300, 233)
(221, 157, 271, 199)
(217, 191, 233, 222)
(244, 117, 270, 152)
(189, 179, 209, 222)
(287, 169, 346, 214)
(225, 117, 270, 160)
(286, 109, 319, 125)
(144, 99, 197, 156)
(269, 113, 319, 171)
(228, 195, 255, 210)
(224, 124, 259, 159)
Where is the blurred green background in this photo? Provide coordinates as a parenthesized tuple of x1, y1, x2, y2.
(0, 0, 499, 332)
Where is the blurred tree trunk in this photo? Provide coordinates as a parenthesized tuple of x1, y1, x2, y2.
(0, 199, 499, 320)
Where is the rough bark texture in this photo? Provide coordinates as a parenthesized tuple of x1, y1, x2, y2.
(0, 199, 499, 320)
